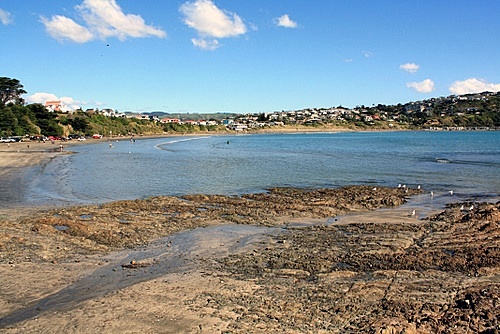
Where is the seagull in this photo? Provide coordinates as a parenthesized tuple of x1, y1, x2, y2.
(449, 190, 454, 196)
(411, 209, 416, 216)
(469, 205, 474, 211)
(417, 185, 421, 190)
(430, 191, 434, 197)
(398, 184, 402, 188)
(460, 205, 465, 211)
(372, 187, 377, 191)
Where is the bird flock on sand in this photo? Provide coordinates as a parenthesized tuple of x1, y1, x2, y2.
(388, 184, 475, 218)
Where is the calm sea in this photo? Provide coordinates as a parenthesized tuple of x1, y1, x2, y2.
(5, 131, 499, 208)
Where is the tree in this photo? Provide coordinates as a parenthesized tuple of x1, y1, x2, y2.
(0, 108, 18, 136)
(0, 77, 27, 107)
(257, 113, 269, 122)
(69, 116, 91, 133)
(26, 103, 62, 135)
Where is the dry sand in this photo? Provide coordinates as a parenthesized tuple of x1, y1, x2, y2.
(0, 140, 498, 333)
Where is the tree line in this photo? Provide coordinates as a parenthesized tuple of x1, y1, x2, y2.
(0, 103, 224, 138)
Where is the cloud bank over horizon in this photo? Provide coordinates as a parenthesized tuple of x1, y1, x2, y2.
(449, 78, 500, 95)
(26, 93, 84, 112)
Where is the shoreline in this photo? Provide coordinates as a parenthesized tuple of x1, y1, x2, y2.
(0, 129, 384, 210)
(0, 126, 413, 176)
(0, 133, 498, 333)
(0, 126, 493, 184)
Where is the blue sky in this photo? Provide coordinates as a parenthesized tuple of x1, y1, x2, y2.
(1, 0, 499, 113)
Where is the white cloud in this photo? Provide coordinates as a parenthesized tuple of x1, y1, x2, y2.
(26, 92, 59, 104)
(400, 62, 420, 74)
(0, 8, 13, 25)
(60, 97, 82, 111)
(41, 15, 93, 43)
(180, 0, 246, 50)
(275, 14, 297, 28)
(363, 50, 373, 58)
(26, 93, 82, 111)
(77, 0, 166, 40)
(449, 78, 500, 95)
(41, 0, 166, 43)
(191, 38, 220, 51)
(407, 79, 435, 93)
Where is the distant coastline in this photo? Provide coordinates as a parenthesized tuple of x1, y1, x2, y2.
(1, 126, 498, 177)
(1, 92, 498, 144)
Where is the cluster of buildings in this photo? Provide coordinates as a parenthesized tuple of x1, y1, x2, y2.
(91, 107, 382, 130)
(223, 107, 375, 131)
(45, 91, 499, 130)
(221, 91, 499, 130)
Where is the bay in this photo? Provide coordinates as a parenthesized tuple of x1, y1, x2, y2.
(18, 131, 500, 207)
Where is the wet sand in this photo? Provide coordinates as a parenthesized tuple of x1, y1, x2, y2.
(0, 141, 498, 333)
(0, 139, 97, 178)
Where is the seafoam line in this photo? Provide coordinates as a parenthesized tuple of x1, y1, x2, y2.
(154, 136, 210, 150)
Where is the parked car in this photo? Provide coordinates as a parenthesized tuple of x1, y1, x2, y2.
(77, 136, 86, 141)
(29, 135, 46, 142)
(92, 134, 103, 139)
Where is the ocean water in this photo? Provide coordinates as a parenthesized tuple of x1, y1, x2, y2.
(8, 131, 500, 207)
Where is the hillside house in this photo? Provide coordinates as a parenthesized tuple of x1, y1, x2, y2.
(160, 118, 181, 124)
(45, 101, 62, 112)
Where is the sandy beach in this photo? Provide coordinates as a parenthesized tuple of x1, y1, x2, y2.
(0, 139, 498, 333)
(0, 138, 96, 176)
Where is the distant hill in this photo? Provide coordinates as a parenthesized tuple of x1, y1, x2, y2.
(0, 90, 498, 138)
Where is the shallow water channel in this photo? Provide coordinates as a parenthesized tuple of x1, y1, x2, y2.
(0, 224, 282, 327)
